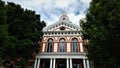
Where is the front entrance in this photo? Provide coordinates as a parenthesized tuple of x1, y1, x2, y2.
(58, 62, 66, 68)
(73, 62, 80, 68)
(44, 61, 50, 68)
(56, 59, 66, 68)
(72, 59, 83, 68)
(41, 59, 50, 68)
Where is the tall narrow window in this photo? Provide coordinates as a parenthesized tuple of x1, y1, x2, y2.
(72, 38, 78, 52)
(47, 39, 53, 52)
(60, 38, 65, 52)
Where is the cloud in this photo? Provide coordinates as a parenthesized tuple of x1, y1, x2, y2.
(54, 0, 75, 8)
(81, 0, 91, 5)
(3, 0, 91, 26)
(68, 13, 85, 25)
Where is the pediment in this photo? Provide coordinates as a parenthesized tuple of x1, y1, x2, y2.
(52, 25, 74, 31)
(43, 21, 81, 31)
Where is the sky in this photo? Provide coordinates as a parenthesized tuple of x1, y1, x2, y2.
(3, 0, 91, 26)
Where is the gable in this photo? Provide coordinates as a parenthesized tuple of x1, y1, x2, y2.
(43, 21, 81, 31)
(52, 25, 75, 31)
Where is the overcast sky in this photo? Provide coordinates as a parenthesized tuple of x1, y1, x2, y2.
(3, 0, 91, 25)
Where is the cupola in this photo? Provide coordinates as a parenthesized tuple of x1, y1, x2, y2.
(59, 9, 70, 21)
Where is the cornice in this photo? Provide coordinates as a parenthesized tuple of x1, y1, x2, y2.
(36, 52, 87, 59)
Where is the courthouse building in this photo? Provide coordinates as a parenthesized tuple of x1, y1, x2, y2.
(33, 10, 90, 68)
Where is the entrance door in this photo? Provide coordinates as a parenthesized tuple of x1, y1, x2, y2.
(73, 62, 80, 68)
(44, 61, 50, 68)
(58, 61, 66, 68)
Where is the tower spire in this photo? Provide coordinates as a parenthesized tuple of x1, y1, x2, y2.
(62, 8, 66, 15)
(59, 8, 70, 21)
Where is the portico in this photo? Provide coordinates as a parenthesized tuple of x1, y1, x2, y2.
(34, 53, 90, 68)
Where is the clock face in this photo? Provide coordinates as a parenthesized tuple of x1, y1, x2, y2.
(62, 17, 66, 20)
(60, 15, 69, 21)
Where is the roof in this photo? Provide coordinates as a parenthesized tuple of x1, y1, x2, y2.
(43, 20, 81, 31)
(43, 9, 81, 32)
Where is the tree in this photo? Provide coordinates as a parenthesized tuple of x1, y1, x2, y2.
(0, 0, 9, 63)
(0, 1, 46, 67)
(81, 0, 120, 68)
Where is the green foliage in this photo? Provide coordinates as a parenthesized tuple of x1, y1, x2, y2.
(81, 0, 120, 68)
(0, 0, 9, 61)
(0, 1, 46, 67)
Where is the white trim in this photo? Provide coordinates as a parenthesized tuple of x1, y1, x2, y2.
(36, 52, 87, 59)
(37, 59, 40, 68)
(43, 31, 82, 36)
(42, 43, 45, 52)
(54, 43, 58, 52)
(86, 60, 90, 68)
(50, 59, 53, 68)
(67, 43, 70, 52)
(43, 20, 81, 31)
(80, 43, 83, 52)
(83, 59, 86, 68)
(70, 59, 72, 68)
(34, 59, 37, 68)
(53, 59, 56, 68)
(67, 59, 69, 68)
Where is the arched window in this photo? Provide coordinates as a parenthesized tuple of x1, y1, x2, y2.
(72, 38, 78, 52)
(59, 38, 65, 52)
(47, 38, 53, 52)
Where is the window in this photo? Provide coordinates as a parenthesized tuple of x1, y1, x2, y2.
(72, 38, 78, 52)
(47, 39, 53, 52)
(73, 62, 80, 68)
(59, 39, 65, 52)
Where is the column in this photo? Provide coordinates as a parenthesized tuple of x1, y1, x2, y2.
(50, 59, 53, 68)
(37, 59, 40, 68)
(86, 60, 90, 68)
(34, 59, 37, 68)
(83, 59, 86, 68)
(67, 59, 69, 68)
(70, 59, 72, 68)
(53, 58, 56, 68)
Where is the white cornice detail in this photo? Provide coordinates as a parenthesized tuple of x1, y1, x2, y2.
(36, 52, 87, 59)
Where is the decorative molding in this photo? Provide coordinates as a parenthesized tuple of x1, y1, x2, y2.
(43, 21, 81, 31)
(67, 37, 70, 41)
(43, 37, 46, 41)
(54, 37, 58, 41)
(36, 52, 87, 59)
